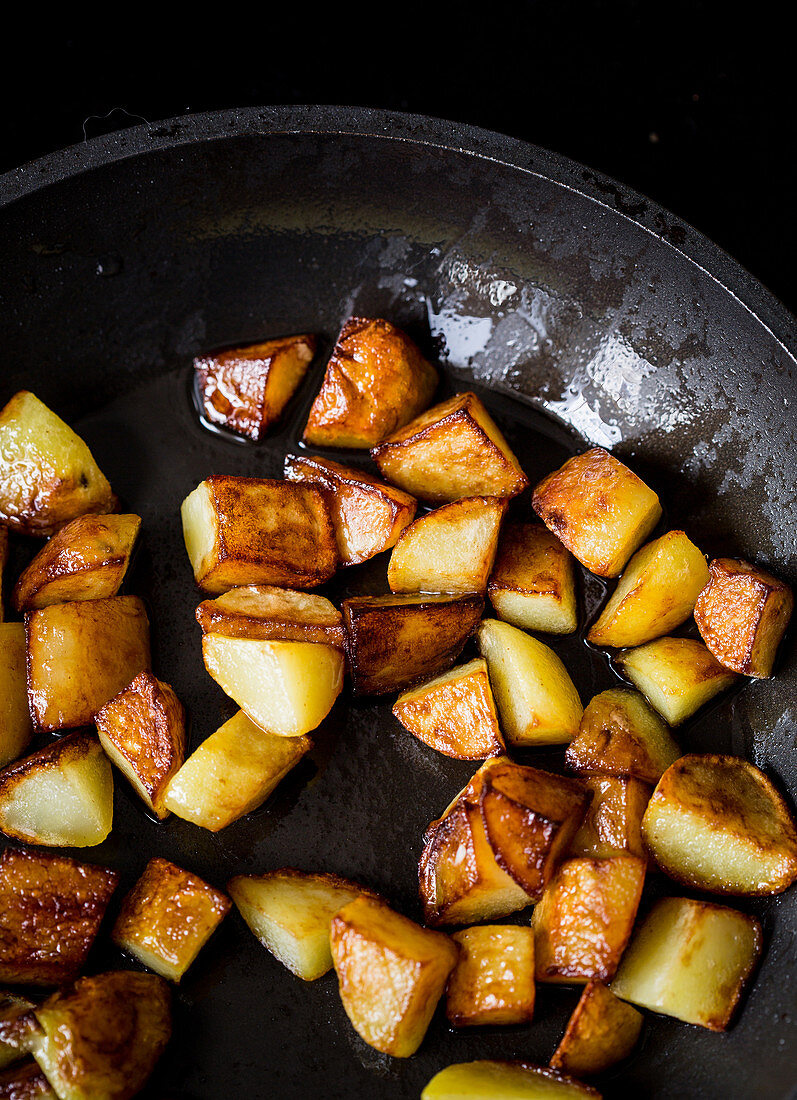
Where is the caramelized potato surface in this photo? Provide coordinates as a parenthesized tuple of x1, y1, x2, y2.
(422, 1061, 601, 1098)
(0, 994, 36, 1070)
(488, 523, 578, 634)
(0, 1060, 55, 1098)
(196, 585, 345, 647)
(565, 689, 680, 785)
(615, 636, 738, 725)
(447, 925, 536, 1026)
(568, 776, 651, 860)
(0, 624, 33, 768)
(550, 981, 643, 1077)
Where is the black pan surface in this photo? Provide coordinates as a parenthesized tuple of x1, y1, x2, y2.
(0, 106, 795, 1100)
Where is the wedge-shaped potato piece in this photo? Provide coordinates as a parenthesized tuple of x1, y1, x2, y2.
(550, 980, 643, 1077)
(196, 584, 344, 647)
(0, 848, 117, 986)
(343, 593, 483, 696)
(0, 1061, 55, 1098)
(181, 475, 337, 594)
(163, 710, 311, 830)
(195, 333, 315, 441)
(0, 392, 115, 537)
(611, 896, 762, 1029)
(202, 635, 343, 737)
(616, 636, 738, 725)
(532, 856, 646, 984)
(0, 732, 113, 847)
(392, 658, 505, 760)
(372, 391, 528, 503)
(488, 523, 578, 634)
(228, 868, 377, 981)
(641, 754, 797, 895)
(0, 625, 33, 768)
(26, 595, 151, 733)
(112, 858, 230, 982)
(447, 925, 535, 1026)
(532, 448, 662, 578)
(11, 514, 140, 612)
(477, 619, 583, 746)
(330, 895, 458, 1056)
(565, 688, 680, 784)
(694, 557, 793, 677)
(0, 994, 36, 1070)
(95, 671, 185, 819)
(284, 453, 417, 565)
(303, 317, 438, 448)
(588, 531, 709, 647)
(422, 1061, 601, 1099)
(0, 529, 8, 622)
(568, 777, 651, 860)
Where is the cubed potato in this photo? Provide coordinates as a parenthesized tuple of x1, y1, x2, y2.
(202, 635, 343, 736)
(587, 531, 709, 647)
(694, 557, 793, 677)
(611, 896, 762, 1030)
(568, 777, 651, 860)
(330, 895, 458, 1057)
(446, 925, 536, 1026)
(615, 636, 738, 725)
(26, 595, 151, 732)
(0, 624, 33, 768)
(550, 980, 643, 1077)
(0, 391, 116, 537)
(303, 317, 438, 448)
(0, 848, 117, 986)
(488, 523, 578, 634)
(228, 868, 378, 981)
(284, 453, 417, 565)
(95, 671, 186, 819)
(0, 732, 113, 847)
(196, 585, 345, 647)
(11, 514, 141, 612)
(371, 391, 529, 503)
(392, 658, 506, 760)
(194, 333, 316, 441)
(0, 1061, 54, 1098)
(0, 528, 8, 621)
(342, 593, 483, 696)
(0, 994, 35, 1069)
(565, 688, 680, 785)
(532, 856, 646, 984)
(422, 1061, 601, 1099)
(477, 619, 583, 746)
(181, 475, 337, 594)
(532, 448, 662, 578)
(641, 754, 797, 895)
(387, 496, 507, 595)
(163, 710, 312, 831)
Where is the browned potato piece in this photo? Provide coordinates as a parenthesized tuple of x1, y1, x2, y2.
(196, 585, 345, 647)
(303, 317, 438, 448)
(194, 333, 316, 441)
(488, 523, 578, 634)
(342, 593, 483, 695)
(0, 624, 33, 768)
(26, 595, 151, 732)
(0, 847, 117, 986)
(532, 448, 662, 578)
(532, 856, 646, 984)
(423, 1061, 602, 1098)
(550, 980, 643, 1077)
(568, 777, 651, 860)
(641, 754, 797, 895)
(284, 453, 417, 565)
(330, 895, 458, 1057)
(446, 925, 536, 1027)
(95, 671, 185, 819)
(0, 528, 8, 622)
(11, 514, 141, 612)
(0, 1061, 55, 1098)
(565, 689, 680, 785)
(392, 658, 506, 760)
(0, 994, 36, 1070)
(0, 391, 116, 537)
(372, 391, 528, 503)
(694, 557, 793, 677)
(615, 636, 738, 726)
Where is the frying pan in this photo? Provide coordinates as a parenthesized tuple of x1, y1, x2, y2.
(0, 105, 795, 1100)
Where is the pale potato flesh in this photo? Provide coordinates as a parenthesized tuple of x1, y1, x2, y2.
(421, 1061, 601, 1099)
(0, 623, 33, 768)
(195, 584, 345, 647)
(615, 636, 738, 725)
(488, 523, 578, 634)
(550, 980, 643, 1077)
(446, 925, 536, 1026)
(565, 688, 680, 784)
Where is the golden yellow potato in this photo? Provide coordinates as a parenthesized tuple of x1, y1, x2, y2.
(567, 776, 651, 860)
(0, 993, 35, 1070)
(422, 1061, 602, 1099)
(615, 635, 738, 725)
(0, 623, 33, 768)
(488, 522, 578, 634)
(550, 980, 643, 1077)
(565, 688, 680, 784)
(195, 585, 345, 647)
(0, 528, 8, 622)
(446, 925, 535, 1026)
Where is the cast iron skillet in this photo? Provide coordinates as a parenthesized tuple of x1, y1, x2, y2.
(0, 106, 795, 1100)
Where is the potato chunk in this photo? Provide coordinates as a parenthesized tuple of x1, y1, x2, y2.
(11, 514, 141, 612)
(0, 732, 113, 847)
(611, 896, 762, 1030)
(615, 636, 738, 725)
(641, 754, 797, 895)
(330, 895, 458, 1057)
(422, 1061, 601, 1099)
(488, 523, 578, 634)
(532, 856, 646, 984)
(392, 658, 506, 760)
(0, 391, 115, 537)
(0, 1061, 54, 1097)
(284, 453, 417, 565)
(477, 619, 583, 746)
(0, 529, 8, 621)
(163, 710, 311, 831)
(550, 981, 643, 1077)
(26, 595, 151, 733)
(194, 333, 315, 441)
(446, 925, 535, 1026)
(565, 688, 680, 784)
(196, 585, 344, 647)
(567, 777, 651, 860)
(694, 557, 793, 677)
(0, 994, 36, 1070)
(0, 624, 33, 768)
(0, 848, 117, 986)
(532, 448, 662, 578)
(181, 475, 337, 594)
(372, 391, 528, 503)
(95, 671, 186, 819)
